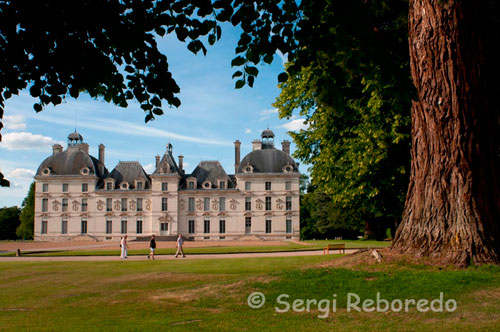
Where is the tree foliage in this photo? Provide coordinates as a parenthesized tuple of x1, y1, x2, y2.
(0, 206, 20, 240)
(16, 182, 35, 239)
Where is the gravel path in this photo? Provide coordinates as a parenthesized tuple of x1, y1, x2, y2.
(0, 249, 357, 262)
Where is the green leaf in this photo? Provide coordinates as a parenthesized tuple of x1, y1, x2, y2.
(232, 71, 243, 79)
(247, 75, 254, 88)
(33, 103, 43, 112)
(231, 56, 246, 67)
(145, 113, 154, 123)
(151, 96, 161, 107)
(244, 66, 259, 76)
(141, 103, 153, 111)
(278, 72, 289, 83)
(152, 108, 164, 115)
(235, 79, 245, 89)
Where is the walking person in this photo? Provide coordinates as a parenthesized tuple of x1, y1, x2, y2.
(120, 235, 128, 259)
(175, 234, 185, 258)
(147, 235, 156, 260)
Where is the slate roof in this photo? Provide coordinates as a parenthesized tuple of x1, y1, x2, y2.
(109, 161, 150, 189)
(36, 147, 107, 178)
(187, 161, 235, 189)
(153, 145, 180, 175)
(237, 148, 298, 174)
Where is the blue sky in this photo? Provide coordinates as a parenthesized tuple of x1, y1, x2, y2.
(0, 24, 307, 207)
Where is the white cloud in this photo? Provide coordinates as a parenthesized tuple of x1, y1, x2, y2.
(143, 163, 155, 174)
(281, 119, 308, 131)
(182, 161, 190, 169)
(1, 132, 62, 151)
(2, 115, 27, 130)
(259, 108, 279, 121)
(245, 128, 252, 134)
(8, 168, 35, 178)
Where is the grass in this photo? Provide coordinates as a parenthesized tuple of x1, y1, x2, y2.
(1, 254, 499, 331)
(0, 239, 390, 257)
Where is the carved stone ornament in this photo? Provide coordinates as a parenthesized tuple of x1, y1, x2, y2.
(179, 199, 186, 210)
(276, 198, 285, 210)
(145, 199, 152, 211)
(52, 200, 61, 211)
(211, 199, 219, 210)
(255, 198, 264, 210)
(96, 200, 104, 211)
(196, 199, 203, 211)
(229, 199, 238, 210)
(72, 200, 79, 211)
(114, 200, 121, 211)
(129, 200, 136, 211)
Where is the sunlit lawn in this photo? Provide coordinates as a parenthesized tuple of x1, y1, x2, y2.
(1, 254, 499, 331)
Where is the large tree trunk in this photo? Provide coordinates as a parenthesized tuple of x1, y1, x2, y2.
(392, 0, 500, 265)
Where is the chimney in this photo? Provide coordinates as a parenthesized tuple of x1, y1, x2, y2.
(52, 144, 63, 155)
(234, 140, 241, 173)
(98, 144, 105, 165)
(155, 155, 160, 169)
(252, 139, 262, 151)
(178, 155, 184, 172)
(281, 140, 290, 155)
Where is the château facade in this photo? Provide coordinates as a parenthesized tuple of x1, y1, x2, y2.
(34, 129, 300, 241)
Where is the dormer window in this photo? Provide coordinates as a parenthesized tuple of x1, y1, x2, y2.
(219, 180, 226, 189)
(106, 181, 114, 190)
(80, 167, 90, 175)
(203, 181, 211, 189)
(243, 165, 254, 174)
(136, 181, 143, 190)
(188, 181, 195, 190)
(121, 182, 129, 190)
(42, 168, 50, 176)
(282, 165, 293, 173)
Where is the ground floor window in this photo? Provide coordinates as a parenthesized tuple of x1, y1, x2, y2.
(204, 219, 210, 234)
(286, 218, 292, 234)
(121, 219, 127, 234)
(245, 217, 251, 234)
(160, 222, 169, 232)
(188, 220, 195, 234)
(106, 220, 112, 234)
(219, 219, 226, 234)
(81, 219, 87, 234)
(61, 219, 67, 234)
(41, 219, 48, 234)
(136, 220, 143, 234)
(266, 219, 272, 234)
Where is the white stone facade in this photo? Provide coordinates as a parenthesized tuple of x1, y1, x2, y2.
(34, 130, 300, 241)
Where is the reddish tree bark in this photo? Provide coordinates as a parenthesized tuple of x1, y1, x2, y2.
(392, 0, 500, 265)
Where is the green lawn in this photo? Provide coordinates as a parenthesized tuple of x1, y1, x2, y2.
(0, 240, 390, 257)
(1, 254, 499, 331)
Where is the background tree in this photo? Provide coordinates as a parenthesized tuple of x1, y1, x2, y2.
(0, 206, 20, 240)
(16, 182, 35, 240)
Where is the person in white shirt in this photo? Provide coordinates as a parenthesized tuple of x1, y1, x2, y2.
(175, 234, 185, 258)
(120, 235, 128, 259)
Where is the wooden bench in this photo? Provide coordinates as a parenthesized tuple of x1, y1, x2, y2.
(323, 243, 345, 255)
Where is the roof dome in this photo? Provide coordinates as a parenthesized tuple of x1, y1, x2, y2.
(261, 129, 275, 139)
(237, 148, 298, 174)
(68, 131, 83, 141)
(36, 149, 105, 177)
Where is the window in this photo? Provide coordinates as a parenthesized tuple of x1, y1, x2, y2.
(136, 182, 143, 190)
(188, 181, 195, 189)
(106, 220, 112, 234)
(188, 220, 195, 234)
(286, 197, 292, 211)
(106, 182, 113, 190)
(265, 197, 271, 211)
(245, 182, 251, 190)
(161, 223, 169, 232)
(82, 183, 88, 192)
(219, 197, 225, 211)
(245, 197, 251, 211)
(81, 198, 88, 212)
(106, 198, 112, 212)
(188, 197, 195, 211)
(42, 183, 48, 192)
(161, 182, 168, 191)
(285, 181, 291, 191)
(137, 198, 143, 212)
(62, 198, 68, 212)
(161, 197, 168, 211)
(61, 219, 67, 234)
(136, 220, 143, 234)
(204, 219, 210, 233)
(266, 219, 272, 234)
(219, 219, 226, 234)
(62, 183, 68, 192)
(204, 197, 210, 211)
(121, 198, 127, 212)
(81, 219, 87, 234)
(41, 219, 48, 234)
(121, 219, 127, 234)
(286, 218, 292, 234)
(265, 182, 271, 191)
(42, 198, 48, 212)
(245, 217, 251, 234)
(219, 181, 225, 189)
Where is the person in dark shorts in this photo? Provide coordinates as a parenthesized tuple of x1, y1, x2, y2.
(147, 235, 156, 260)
